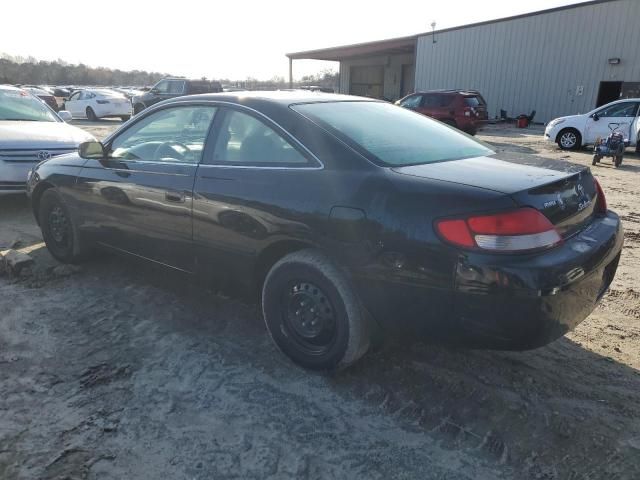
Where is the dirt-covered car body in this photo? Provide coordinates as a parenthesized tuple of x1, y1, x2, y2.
(27, 92, 623, 352)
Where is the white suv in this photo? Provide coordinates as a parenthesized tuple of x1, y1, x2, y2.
(545, 99, 640, 150)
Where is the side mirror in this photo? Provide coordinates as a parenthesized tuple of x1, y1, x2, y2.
(592, 113, 600, 121)
(57, 110, 73, 122)
(79, 141, 106, 159)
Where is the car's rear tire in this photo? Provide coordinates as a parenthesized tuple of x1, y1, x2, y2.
(133, 104, 145, 115)
(442, 119, 458, 129)
(557, 128, 581, 150)
(39, 189, 90, 264)
(262, 249, 370, 370)
(120, 115, 131, 122)
(86, 107, 98, 121)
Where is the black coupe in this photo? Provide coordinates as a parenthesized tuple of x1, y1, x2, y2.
(27, 92, 623, 370)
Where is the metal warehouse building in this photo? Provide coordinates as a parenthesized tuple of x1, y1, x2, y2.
(287, 0, 640, 123)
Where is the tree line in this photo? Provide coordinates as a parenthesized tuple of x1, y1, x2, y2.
(0, 53, 171, 86)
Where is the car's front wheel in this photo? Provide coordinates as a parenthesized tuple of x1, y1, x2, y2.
(262, 249, 371, 370)
(557, 128, 581, 150)
(39, 189, 90, 264)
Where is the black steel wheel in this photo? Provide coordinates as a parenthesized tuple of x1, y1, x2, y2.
(39, 189, 89, 263)
(262, 249, 371, 370)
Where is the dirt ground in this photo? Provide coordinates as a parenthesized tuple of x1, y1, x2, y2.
(1, 120, 639, 480)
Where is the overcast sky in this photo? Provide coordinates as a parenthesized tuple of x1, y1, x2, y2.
(1, 0, 589, 80)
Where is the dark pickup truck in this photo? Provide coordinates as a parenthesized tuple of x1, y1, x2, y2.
(132, 78, 222, 114)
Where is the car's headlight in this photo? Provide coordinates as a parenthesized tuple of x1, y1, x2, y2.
(547, 118, 565, 128)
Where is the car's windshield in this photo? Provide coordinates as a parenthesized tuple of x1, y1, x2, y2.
(292, 101, 493, 166)
(0, 89, 58, 122)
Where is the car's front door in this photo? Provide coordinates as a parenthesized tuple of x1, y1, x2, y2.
(584, 101, 640, 144)
(74, 104, 217, 271)
(65, 91, 81, 116)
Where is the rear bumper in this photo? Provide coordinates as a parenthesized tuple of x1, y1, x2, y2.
(452, 211, 623, 349)
(353, 212, 623, 349)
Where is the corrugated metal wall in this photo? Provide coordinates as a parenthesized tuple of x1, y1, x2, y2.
(414, 0, 640, 123)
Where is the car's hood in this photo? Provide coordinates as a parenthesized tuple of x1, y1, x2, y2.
(0, 121, 94, 149)
(391, 152, 586, 194)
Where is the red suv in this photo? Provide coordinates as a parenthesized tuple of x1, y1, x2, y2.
(396, 90, 488, 135)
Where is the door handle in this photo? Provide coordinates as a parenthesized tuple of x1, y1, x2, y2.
(165, 191, 186, 203)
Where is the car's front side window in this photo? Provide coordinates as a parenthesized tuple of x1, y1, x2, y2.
(154, 80, 170, 94)
(597, 102, 639, 118)
(109, 105, 216, 164)
(210, 109, 311, 167)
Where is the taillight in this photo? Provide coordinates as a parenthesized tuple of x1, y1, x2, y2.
(435, 208, 562, 252)
(594, 178, 607, 214)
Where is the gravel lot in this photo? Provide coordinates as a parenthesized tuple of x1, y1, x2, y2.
(1, 120, 639, 479)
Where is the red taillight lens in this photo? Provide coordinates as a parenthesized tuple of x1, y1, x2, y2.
(436, 208, 562, 252)
(594, 178, 607, 214)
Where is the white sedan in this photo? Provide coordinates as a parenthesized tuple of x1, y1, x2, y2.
(0, 85, 94, 194)
(545, 98, 640, 150)
(64, 89, 132, 121)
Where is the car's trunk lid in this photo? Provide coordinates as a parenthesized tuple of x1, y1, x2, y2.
(392, 152, 597, 238)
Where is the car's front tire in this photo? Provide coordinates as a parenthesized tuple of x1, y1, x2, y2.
(262, 249, 371, 370)
(557, 128, 581, 150)
(133, 104, 145, 115)
(39, 189, 89, 264)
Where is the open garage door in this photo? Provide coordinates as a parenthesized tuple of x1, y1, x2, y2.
(349, 65, 384, 99)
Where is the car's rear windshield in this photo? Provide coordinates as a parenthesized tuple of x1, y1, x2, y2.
(0, 89, 58, 122)
(292, 101, 493, 167)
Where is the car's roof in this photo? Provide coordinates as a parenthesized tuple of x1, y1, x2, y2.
(173, 90, 376, 106)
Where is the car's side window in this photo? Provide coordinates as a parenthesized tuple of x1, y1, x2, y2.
(597, 102, 639, 118)
(168, 81, 185, 94)
(210, 109, 311, 167)
(154, 80, 170, 94)
(109, 105, 216, 164)
(400, 95, 422, 108)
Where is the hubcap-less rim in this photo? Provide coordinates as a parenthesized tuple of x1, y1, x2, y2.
(48, 206, 69, 246)
(282, 281, 337, 355)
(561, 132, 576, 148)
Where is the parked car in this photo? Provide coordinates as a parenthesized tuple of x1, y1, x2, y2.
(27, 92, 622, 370)
(21, 87, 59, 111)
(131, 78, 223, 115)
(0, 85, 93, 194)
(545, 98, 640, 151)
(64, 89, 131, 121)
(395, 89, 488, 135)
